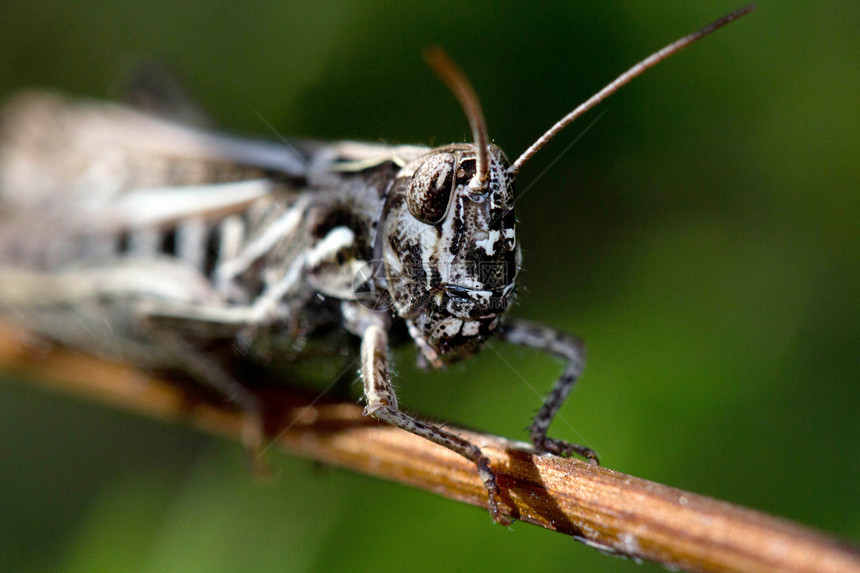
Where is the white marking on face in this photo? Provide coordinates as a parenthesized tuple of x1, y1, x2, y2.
(475, 229, 500, 256)
(461, 320, 480, 336)
(471, 290, 491, 304)
(439, 318, 462, 338)
(420, 228, 435, 281)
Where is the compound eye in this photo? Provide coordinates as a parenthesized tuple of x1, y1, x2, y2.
(406, 153, 456, 224)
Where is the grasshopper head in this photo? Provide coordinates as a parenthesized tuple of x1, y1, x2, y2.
(381, 143, 518, 363)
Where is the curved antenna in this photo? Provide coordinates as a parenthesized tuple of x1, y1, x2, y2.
(424, 46, 491, 192)
(509, 4, 756, 176)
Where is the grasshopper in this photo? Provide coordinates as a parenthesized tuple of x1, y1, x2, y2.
(0, 7, 752, 523)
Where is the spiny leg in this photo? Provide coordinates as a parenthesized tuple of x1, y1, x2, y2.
(360, 322, 510, 524)
(499, 319, 599, 464)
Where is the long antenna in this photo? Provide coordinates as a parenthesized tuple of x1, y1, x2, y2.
(508, 4, 756, 176)
(424, 46, 491, 192)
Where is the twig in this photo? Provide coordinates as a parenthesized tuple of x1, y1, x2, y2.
(0, 322, 857, 573)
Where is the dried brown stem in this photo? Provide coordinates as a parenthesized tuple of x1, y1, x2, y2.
(0, 322, 857, 573)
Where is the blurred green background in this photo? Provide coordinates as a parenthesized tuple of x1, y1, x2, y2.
(1, 1, 857, 571)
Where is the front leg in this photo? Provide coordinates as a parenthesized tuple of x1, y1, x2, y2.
(499, 319, 599, 464)
(359, 321, 510, 524)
